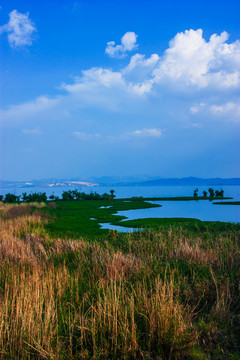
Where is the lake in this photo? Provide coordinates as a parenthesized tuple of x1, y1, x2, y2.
(99, 185, 240, 227)
(0, 185, 239, 226)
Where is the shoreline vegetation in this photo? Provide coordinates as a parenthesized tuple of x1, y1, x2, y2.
(0, 187, 232, 203)
(0, 194, 240, 358)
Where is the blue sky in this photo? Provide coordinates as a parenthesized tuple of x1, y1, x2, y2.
(0, 0, 240, 181)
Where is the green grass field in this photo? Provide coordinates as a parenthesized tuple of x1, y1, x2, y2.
(44, 198, 161, 237)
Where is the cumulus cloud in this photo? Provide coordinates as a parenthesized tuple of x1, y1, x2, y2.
(62, 68, 125, 93)
(0, 9, 36, 47)
(104, 28, 240, 94)
(123, 54, 160, 90)
(22, 128, 42, 135)
(105, 32, 138, 58)
(129, 80, 154, 95)
(61, 67, 133, 111)
(124, 53, 160, 73)
(1, 28, 240, 129)
(153, 29, 240, 89)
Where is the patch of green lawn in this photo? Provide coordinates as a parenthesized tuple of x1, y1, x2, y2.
(44, 198, 161, 238)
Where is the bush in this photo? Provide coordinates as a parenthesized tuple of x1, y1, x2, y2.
(61, 189, 115, 201)
(25, 192, 47, 202)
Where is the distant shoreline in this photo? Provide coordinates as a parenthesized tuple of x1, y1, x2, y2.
(1, 176, 240, 188)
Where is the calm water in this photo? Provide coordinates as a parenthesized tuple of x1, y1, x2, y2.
(1, 185, 239, 227)
(102, 185, 240, 229)
(117, 199, 240, 224)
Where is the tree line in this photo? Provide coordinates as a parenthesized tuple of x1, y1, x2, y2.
(193, 188, 224, 198)
(0, 189, 116, 203)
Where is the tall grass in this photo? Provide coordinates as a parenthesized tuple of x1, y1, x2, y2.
(0, 202, 239, 359)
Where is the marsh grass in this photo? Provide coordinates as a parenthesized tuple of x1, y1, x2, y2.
(0, 202, 239, 359)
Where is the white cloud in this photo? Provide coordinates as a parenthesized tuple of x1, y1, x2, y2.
(129, 80, 154, 95)
(63, 68, 125, 92)
(105, 32, 138, 58)
(209, 101, 240, 117)
(128, 128, 162, 137)
(62, 66, 152, 99)
(22, 128, 42, 135)
(0, 96, 59, 123)
(61, 68, 133, 111)
(153, 29, 240, 89)
(0, 9, 36, 47)
(1, 28, 240, 130)
(189, 102, 206, 114)
(189, 100, 240, 120)
(123, 54, 160, 90)
(73, 131, 100, 140)
(189, 106, 199, 114)
(103, 29, 240, 95)
(124, 53, 160, 73)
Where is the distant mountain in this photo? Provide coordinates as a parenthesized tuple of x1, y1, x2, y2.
(138, 177, 240, 186)
(90, 175, 158, 186)
(0, 179, 99, 188)
(0, 176, 240, 189)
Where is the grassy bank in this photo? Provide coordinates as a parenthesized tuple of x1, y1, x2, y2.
(0, 201, 240, 359)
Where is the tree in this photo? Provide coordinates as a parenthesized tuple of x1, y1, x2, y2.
(208, 188, 215, 198)
(4, 193, 20, 203)
(0, 195, 3, 201)
(110, 189, 116, 199)
(72, 189, 81, 200)
(101, 193, 111, 201)
(203, 191, 208, 197)
(91, 192, 101, 200)
(28, 192, 47, 202)
(62, 190, 75, 200)
(219, 190, 224, 197)
(193, 188, 198, 197)
(21, 192, 29, 202)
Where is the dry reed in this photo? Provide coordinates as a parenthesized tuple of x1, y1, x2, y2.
(0, 203, 239, 359)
